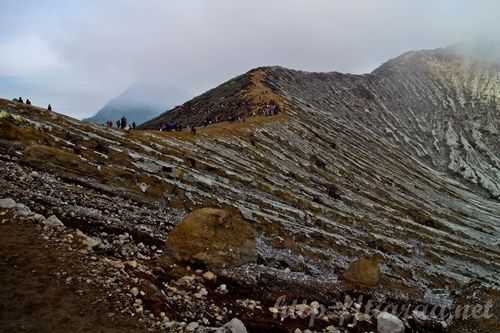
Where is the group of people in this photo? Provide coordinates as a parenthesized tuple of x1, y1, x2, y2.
(159, 122, 183, 132)
(156, 99, 282, 134)
(13, 97, 52, 111)
(105, 117, 136, 130)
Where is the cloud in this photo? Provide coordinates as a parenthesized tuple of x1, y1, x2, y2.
(1, 0, 500, 119)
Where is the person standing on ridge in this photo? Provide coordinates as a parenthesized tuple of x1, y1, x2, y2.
(18, 97, 24, 103)
(26, 99, 31, 105)
(132, 122, 136, 130)
(47, 104, 52, 111)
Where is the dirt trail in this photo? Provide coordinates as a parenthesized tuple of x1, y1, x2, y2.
(0, 217, 150, 333)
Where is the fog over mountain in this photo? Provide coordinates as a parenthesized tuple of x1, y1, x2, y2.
(83, 80, 191, 125)
(1, 0, 500, 118)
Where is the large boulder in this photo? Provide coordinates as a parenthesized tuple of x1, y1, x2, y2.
(165, 208, 257, 268)
(343, 257, 381, 287)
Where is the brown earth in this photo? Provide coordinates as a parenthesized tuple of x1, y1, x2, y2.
(0, 215, 152, 333)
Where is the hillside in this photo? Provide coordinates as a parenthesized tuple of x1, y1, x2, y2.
(84, 80, 191, 125)
(0, 42, 499, 333)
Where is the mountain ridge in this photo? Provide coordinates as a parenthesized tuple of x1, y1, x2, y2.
(0, 42, 499, 332)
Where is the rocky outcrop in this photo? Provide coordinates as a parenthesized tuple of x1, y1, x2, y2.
(343, 258, 381, 288)
(165, 208, 257, 268)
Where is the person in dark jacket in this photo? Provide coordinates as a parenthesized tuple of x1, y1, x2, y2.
(132, 122, 136, 130)
(18, 97, 24, 103)
(26, 99, 31, 105)
(47, 104, 52, 111)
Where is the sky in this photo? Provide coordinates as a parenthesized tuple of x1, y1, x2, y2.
(1, 0, 500, 119)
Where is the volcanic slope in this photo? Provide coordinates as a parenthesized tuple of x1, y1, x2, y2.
(0, 42, 499, 332)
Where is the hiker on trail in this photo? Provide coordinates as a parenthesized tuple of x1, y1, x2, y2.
(190, 126, 196, 135)
(47, 104, 52, 111)
(26, 99, 31, 105)
(132, 122, 136, 130)
(120, 116, 127, 129)
(116, 120, 120, 128)
(18, 97, 24, 103)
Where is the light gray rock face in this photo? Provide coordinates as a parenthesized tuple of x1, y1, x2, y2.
(0, 198, 16, 209)
(377, 312, 405, 333)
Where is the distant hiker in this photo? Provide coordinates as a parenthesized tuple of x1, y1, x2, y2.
(120, 116, 127, 129)
(26, 99, 31, 105)
(132, 122, 136, 130)
(18, 97, 24, 103)
(47, 104, 52, 111)
(116, 120, 120, 128)
(190, 126, 196, 135)
(12, 98, 18, 102)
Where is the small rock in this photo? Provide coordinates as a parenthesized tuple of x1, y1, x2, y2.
(377, 312, 404, 333)
(354, 312, 371, 322)
(218, 318, 247, 333)
(130, 287, 140, 297)
(42, 215, 65, 229)
(185, 321, 199, 332)
(74, 229, 101, 249)
(137, 182, 150, 193)
(0, 198, 16, 209)
(126, 260, 138, 269)
(216, 284, 228, 294)
(31, 213, 45, 222)
(14, 204, 31, 217)
(269, 307, 279, 314)
(203, 271, 217, 282)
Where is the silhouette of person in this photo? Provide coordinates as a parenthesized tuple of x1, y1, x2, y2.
(47, 104, 52, 111)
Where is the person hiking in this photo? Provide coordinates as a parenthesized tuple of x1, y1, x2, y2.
(120, 116, 127, 129)
(132, 122, 136, 130)
(116, 120, 120, 128)
(18, 97, 24, 103)
(26, 99, 31, 105)
(47, 104, 52, 111)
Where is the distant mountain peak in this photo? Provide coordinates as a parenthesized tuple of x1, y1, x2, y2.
(84, 80, 191, 126)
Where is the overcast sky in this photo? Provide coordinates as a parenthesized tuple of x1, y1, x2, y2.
(1, 0, 499, 119)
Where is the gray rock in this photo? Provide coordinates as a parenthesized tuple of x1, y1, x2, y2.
(42, 215, 65, 229)
(0, 198, 16, 209)
(185, 321, 199, 332)
(377, 312, 404, 333)
(14, 205, 32, 217)
(216, 318, 247, 333)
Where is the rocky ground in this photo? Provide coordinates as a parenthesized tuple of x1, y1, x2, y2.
(0, 42, 499, 332)
(1, 163, 457, 333)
